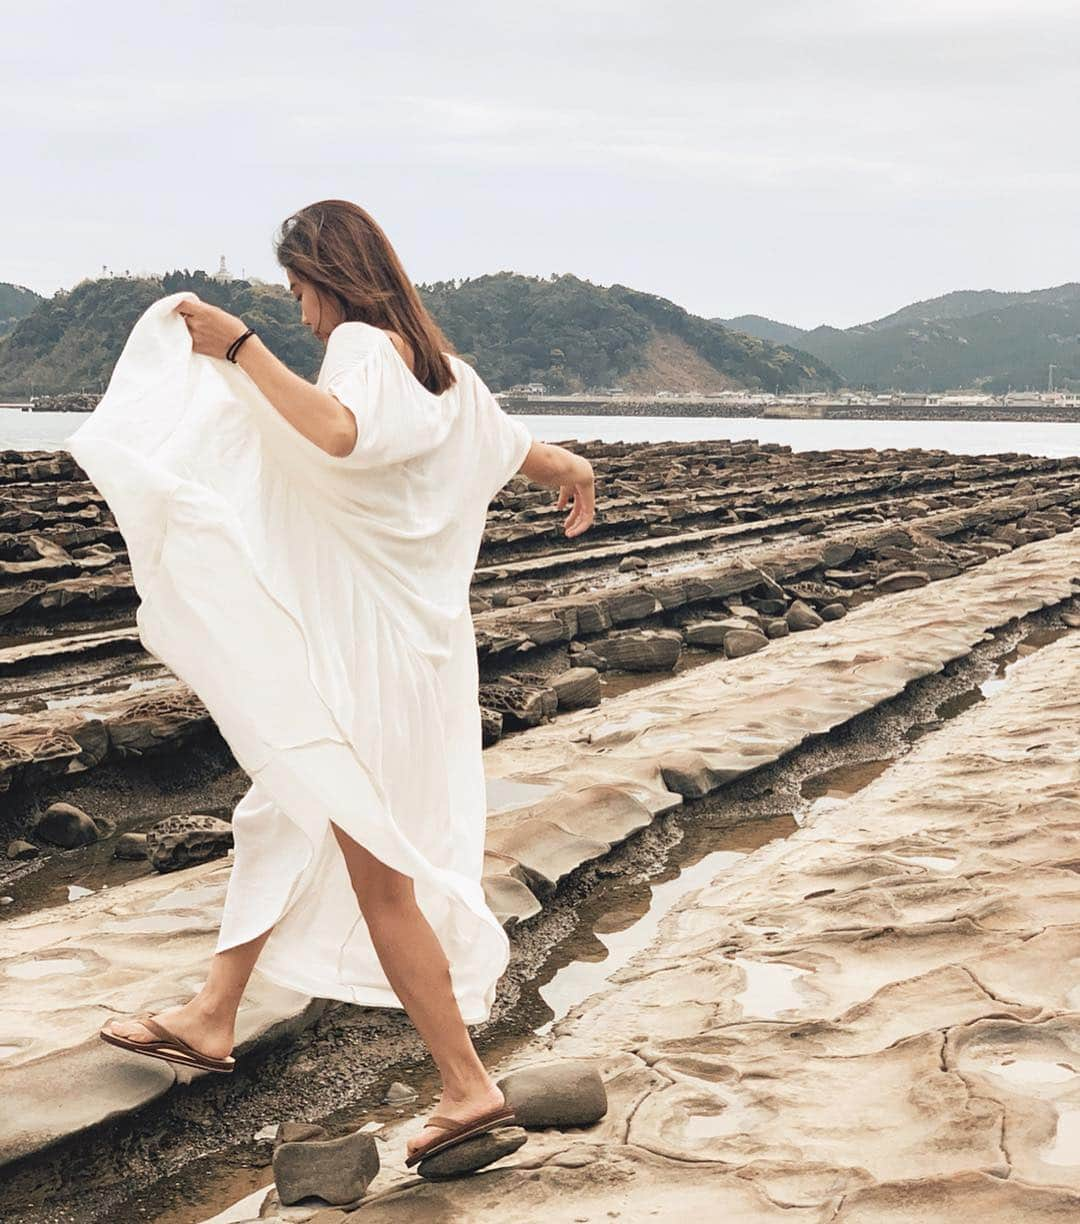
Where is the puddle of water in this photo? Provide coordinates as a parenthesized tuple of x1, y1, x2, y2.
(598, 648, 716, 700)
(67, 884, 94, 901)
(7, 956, 88, 980)
(732, 957, 808, 1019)
(486, 776, 558, 816)
(536, 848, 748, 1029)
(529, 813, 796, 1036)
(986, 1058, 1077, 1086)
(1043, 1104, 1080, 1166)
(0, 1044, 24, 1058)
(800, 759, 892, 802)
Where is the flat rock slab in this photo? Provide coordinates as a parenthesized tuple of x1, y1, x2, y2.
(2, 535, 1077, 1173)
(342, 627, 1080, 1217)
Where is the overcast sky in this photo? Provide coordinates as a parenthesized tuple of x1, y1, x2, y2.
(5, 1, 1078, 328)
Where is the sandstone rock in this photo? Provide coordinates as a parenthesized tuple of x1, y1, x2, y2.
(825, 568, 874, 588)
(569, 648, 607, 671)
(498, 1060, 609, 1128)
(820, 603, 847, 621)
(1062, 612, 1080, 629)
(590, 629, 681, 672)
(145, 814, 233, 873)
(275, 1121, 329, 1147)
(550, 668, 601, 710)
(113, 832, 148, 860)
(875, 570, 930, 594)
(786, 600, 823, 632)
(505, 595, 533, 607)
(6, 839, 37, 861)
(764, 618, 790, 639)
(723, 628, 768, 659)
(683, 619, 746, 648)
(416, 1125, 527, 1181)
(617, 555, 648, 572)
(33, 802, 99, 849)
(272, 1129, 379, 1206)
(384, 1081, 418, 1104)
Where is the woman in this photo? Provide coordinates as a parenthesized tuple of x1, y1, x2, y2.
(81, 199, 596, 1170)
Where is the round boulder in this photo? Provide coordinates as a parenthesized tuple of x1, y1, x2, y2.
(33, 802, 99, 849)
(417, 1126, 527, 1181)
(497, 1060, 608, 1128)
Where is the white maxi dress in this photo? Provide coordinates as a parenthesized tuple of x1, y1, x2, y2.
(66, 292, 534, 1025)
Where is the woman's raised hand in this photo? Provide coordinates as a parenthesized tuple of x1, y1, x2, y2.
(174, 295, 249, 359)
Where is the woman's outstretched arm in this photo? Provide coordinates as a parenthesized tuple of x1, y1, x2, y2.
(518, 441, 596, 538)
(175, 297, 356, 456)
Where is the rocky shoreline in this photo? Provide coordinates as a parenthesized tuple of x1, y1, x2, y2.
(0, 437, 1078, 1220)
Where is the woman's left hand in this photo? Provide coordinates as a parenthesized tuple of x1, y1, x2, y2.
(175, 295, 248, 359)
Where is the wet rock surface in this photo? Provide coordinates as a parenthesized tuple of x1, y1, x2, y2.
(0, 439, 1079, 1220)
(336, 631, 1080, 1219)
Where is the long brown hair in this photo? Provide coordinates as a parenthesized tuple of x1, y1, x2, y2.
(275, 200, 457, 395)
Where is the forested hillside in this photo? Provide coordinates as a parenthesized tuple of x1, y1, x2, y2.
(0, 270, 838, 396)
(0, 283, 42, 340)
(722, 283, 1080, 392)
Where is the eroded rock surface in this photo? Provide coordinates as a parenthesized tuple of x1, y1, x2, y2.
(342, 631, 1080, 1219)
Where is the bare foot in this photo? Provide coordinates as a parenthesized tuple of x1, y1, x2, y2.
(405, 1080, 508, 1162)
(102, 998, 235, 1061)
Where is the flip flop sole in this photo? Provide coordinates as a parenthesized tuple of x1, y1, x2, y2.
(99, 1028, 235, 1073)
(405, 1108, 518, 1167)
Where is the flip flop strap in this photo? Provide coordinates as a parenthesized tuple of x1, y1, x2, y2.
(425, 1114, 459, 1130)
(136, 1012, 204, 1059)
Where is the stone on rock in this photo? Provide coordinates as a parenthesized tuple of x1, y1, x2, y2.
(33, 802, 99, 849)
(820, 602, 847, 621)
(497, 1060, 609, 1128)
(272, 1129, 379, 1207)
(1062, 612, 1080, 629)
(6, 839, 38, 860)
(683, 619, 747, 648)
(550, 667, 601, 710)
(275, 1121, 330, 1147)
(570, 648, 607, 670)
(723, 628, 768, 659)
(113, 832, 148, 860)
(786, 600, 823, 632)
(589, 629, 681, 672)
(383, 1080, 418, 1103)
(875, 570, 930, 594)
(145, 814, 233, 873)
(617, 554, 648, 572)
(764, 618, 790, 639)
(416, 1125, 527, 1181)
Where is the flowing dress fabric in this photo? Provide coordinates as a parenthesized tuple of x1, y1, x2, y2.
(65, 293, 534, 1024)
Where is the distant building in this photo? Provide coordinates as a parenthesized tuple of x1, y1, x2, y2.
(211, 255, 233, 283)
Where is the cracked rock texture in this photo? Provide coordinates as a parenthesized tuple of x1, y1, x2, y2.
(336, 629, 1080, 1220)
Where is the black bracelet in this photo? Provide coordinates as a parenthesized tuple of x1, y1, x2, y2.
(226, 328, 256, 363)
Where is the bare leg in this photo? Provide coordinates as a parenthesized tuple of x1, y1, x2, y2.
(330, 822, 505, 1160)
(102, 926, 273, 1059)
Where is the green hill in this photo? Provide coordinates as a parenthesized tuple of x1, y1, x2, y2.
(0, 283, 42, 340)
(0, 270, 838, 397)
(721, 283, 1080, 393)
(0, 271, 322, 396)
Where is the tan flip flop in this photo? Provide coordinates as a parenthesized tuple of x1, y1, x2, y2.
(404, 1102, 517, 1168)
(99, 1011, 236, 1074)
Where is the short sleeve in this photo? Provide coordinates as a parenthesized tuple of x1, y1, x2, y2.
(317, 322, 451, 469)
(476, 389, 533, 501)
